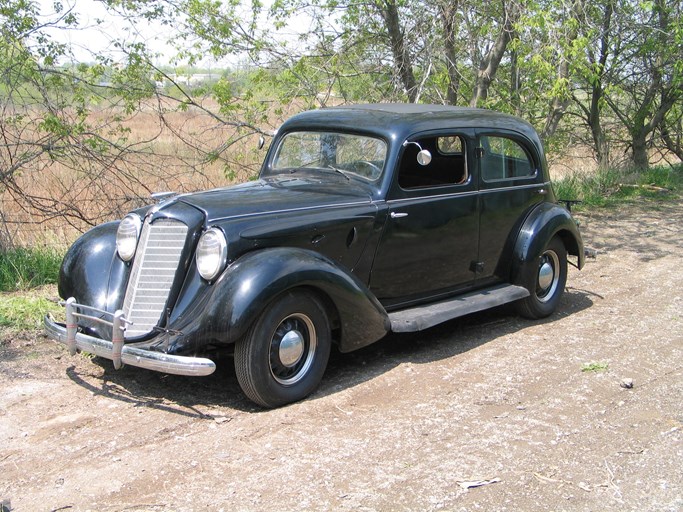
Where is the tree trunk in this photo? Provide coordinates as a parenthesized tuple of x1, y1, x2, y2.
(510, 48, 520, 114)
(587, 80, 611, 170)
(541, 92, 568, 141)
(586, 1, 613, 169)
(541, 0, 582, 140)
(381, 0, 418, 102)
(470, 1, 519, 107)
(440, 2, 460, 105)
(631, 130, 649, 169)
(592, 124, 610, 170)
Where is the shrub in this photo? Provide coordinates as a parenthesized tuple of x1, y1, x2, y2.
(0, 247, 63, 292)
(553, 164, 681, 208)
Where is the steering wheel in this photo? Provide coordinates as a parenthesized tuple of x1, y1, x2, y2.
(353, 160, 382, 178)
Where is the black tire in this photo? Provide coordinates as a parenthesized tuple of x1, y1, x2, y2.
(234, 290, 331, 408)
(516, 236, 568, 319)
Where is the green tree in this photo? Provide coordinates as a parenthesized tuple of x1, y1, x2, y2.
(603, 0, 683, 169)
(0, 0, 271, 246)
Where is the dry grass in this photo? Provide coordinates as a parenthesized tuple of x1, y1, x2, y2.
(4, 97, 678, 249)
(1, 98, 273, 248)
(547, 145, 599, 180)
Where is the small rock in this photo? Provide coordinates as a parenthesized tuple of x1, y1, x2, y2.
(578, 481, 591, 492)
(620, 378, 634, 389)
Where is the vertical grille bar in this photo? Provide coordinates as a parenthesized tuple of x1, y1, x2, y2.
(122, 218, 188, 338)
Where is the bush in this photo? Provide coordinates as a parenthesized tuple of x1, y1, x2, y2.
(0, 247, 63, 292)
(553, 164, 682, 208)
(639, 164, 683, 191)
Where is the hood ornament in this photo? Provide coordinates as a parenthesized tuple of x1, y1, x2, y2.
(150, 191, 177, 202)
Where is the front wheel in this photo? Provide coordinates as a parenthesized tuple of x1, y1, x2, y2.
(516, 236, 568, 319)
(234, 290, 331, 408)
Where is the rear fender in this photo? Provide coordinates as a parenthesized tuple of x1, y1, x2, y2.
(173, 247, 390, 353)
(511, 202, 585, 285)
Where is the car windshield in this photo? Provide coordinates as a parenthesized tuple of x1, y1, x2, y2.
(270, 131, 387, 181)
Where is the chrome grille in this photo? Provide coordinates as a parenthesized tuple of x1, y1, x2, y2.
(122, 218, 188, 338)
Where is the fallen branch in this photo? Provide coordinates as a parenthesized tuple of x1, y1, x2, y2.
(618, 183, 670, 193)
(457, 477, 501, 489)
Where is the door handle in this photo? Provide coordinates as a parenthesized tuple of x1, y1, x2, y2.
(538, 188, 548, 195)
(390, 212, 408, 219)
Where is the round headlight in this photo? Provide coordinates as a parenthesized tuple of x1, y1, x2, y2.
(196, 227, 228, 281)
(116, 214, 142, 262)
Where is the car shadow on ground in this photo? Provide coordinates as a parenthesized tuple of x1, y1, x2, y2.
(317, 288, 596, 400)
(63, 289, 595, 415)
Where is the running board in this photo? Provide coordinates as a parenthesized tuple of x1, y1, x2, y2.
(388, 284, 530, 333)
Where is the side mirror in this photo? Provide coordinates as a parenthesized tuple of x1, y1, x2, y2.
(417, 149, 432, 166)
(258, 135, 265, 150)
(403, 140, 432, 166)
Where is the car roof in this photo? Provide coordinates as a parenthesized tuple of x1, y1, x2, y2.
(278, 103, 542, 145)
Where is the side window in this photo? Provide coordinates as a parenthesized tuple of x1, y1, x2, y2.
(480, 135, 535, 181)
(437, 136, 464, 155)
(398, 135, 468, 189)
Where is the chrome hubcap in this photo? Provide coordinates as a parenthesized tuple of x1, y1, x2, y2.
(279, 330, 305, 367)
(537, 249, 560, 303)
(270, 313, 317, 386)
(538, 261, 554, 290)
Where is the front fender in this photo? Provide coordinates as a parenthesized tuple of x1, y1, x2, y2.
(59, 221, 118, 309)
(58, 221, 132, 338)
(511, 202, 585, 285)
(169, 248, 390, 354)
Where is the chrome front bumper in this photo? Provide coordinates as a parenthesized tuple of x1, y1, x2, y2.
(44, 298, 216, 377)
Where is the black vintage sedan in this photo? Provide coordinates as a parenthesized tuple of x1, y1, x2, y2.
(46, 104, 585, 407)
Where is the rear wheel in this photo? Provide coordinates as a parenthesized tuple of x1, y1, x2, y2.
(234, 290, 331, 408)
(516, 236, 567, 319)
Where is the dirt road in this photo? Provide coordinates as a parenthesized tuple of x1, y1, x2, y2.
(1, 199, 681, 511)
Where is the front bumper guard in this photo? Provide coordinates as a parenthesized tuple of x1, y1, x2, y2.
(44, 298, 216, 377)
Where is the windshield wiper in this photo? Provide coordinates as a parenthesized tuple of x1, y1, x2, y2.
(326, 165, 350, 180)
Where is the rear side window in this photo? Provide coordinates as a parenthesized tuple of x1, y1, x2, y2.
(480, 135, 536, 181)
(437, 136, 464, 155)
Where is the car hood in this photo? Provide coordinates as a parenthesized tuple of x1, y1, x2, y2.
(176, 175, 374, 223)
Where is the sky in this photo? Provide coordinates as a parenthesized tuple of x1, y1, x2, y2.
(36, 0, 179, 65)
(35, 0, 320, 67)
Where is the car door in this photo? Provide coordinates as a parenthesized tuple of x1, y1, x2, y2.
(370, 133, 479, 307)
(475, 131, 547, 284)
